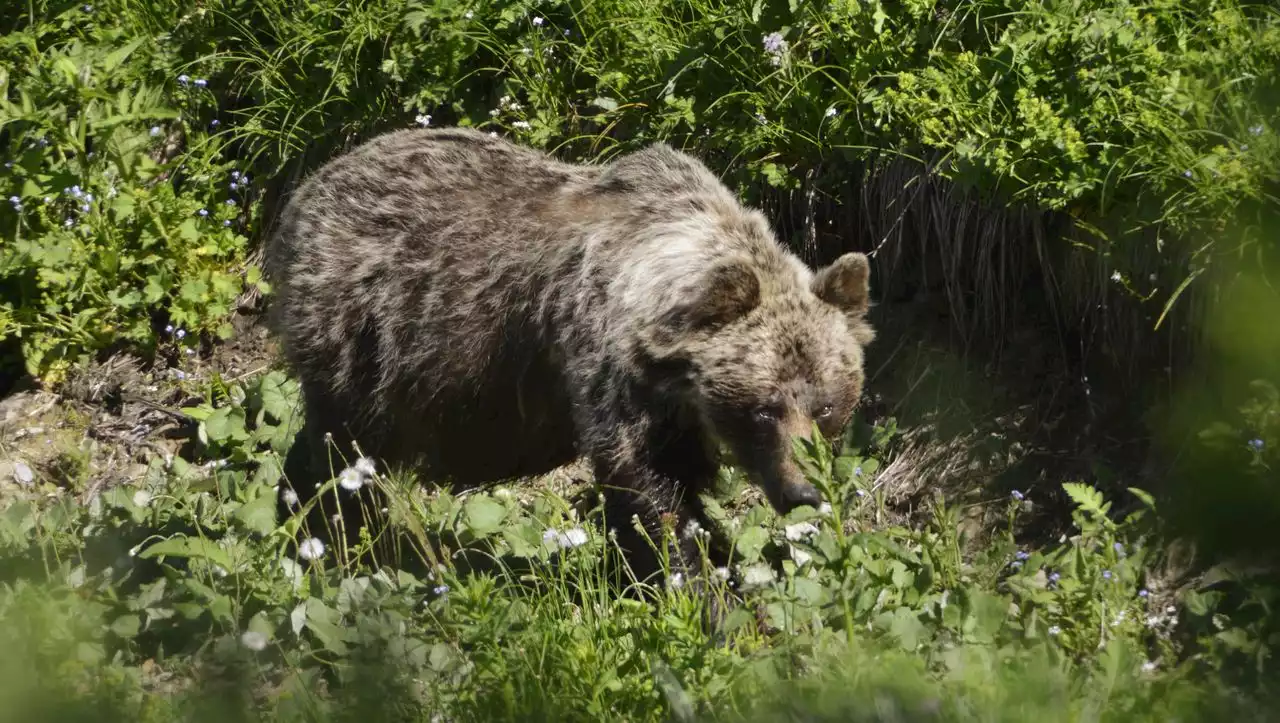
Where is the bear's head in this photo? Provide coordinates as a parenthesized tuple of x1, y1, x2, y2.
(649, 250, 875, 515)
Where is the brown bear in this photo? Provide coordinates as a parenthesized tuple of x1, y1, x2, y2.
(263, 126, 874, 587)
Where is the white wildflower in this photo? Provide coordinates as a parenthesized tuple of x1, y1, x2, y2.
(712, 566, 730, 582)
(132, 489, 152, 508)
(669, 572, 684, 590)
(740, 563, 776, 589)
(281, 488, 300, 508)
(542, 528, 560, 544)
(240, 630, 267, 651)
(532, 16, 544, 25)
(354, 456, 377, 477)
(825, 106, 838, 118)
(558, 527, 588, 548)
(415, 114, 432, 127)
(512, 120, 531, 130)
(784, 521, 819, 542)
(818, 502, 832, 516)
(338, 466, 365, 491)
(299, 537, 326, 561)
(1141, 660, 1157, 673)
(681, 519, 703, 539)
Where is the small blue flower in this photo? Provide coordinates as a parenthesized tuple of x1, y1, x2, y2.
(38, 138, 48, 147)
(1011, 489, 1024, 501)
(1250, 124, 1264, 136)
(230, 170, 241, 179)
(198, 208, 208, 217)
(3, 162, 11, 169)
(1048, 571, 1061, 584)
(762, 31, 786, 54)
(1138, 588, 1149, 598)
(230, 182, 238, 190)
(194, 78, 207, 88)
(563, 28, 571, 36)
(8, 195, 20, 205)
(175, 328, 186, 339)
(84, 193, 93, 202)
(1249, 438, 1264, 451)
(1015, 550, 1030, 561)
(1183, 169, 1192, 178)
(1102, 570, 1113, 580)
(80, 203, 90, 212)
(223, 219, 232, 227)
(433, 584, 450, 596)
(1113, 541, 1125, 554)
(83, 4, 92, 11)
(64, 218, 74, 227)
(165, 324, 174, 333)
(175, 370, 186, 380)
(210, 119, 220, 128)
(177, 74, 190, 85)
(225, 199, 236, 206)
(70, 185, 82, 197)
(150, 126, 161, 137)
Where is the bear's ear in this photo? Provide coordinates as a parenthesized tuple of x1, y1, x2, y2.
(670, 256, 761, 334)
(812, 252, 871, 319)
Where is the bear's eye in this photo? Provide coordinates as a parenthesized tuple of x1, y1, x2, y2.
(815, 403, 835, 419)
(752, 405, 782, 424)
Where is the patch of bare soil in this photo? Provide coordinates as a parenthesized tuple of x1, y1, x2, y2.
(0, 310, 283, 505)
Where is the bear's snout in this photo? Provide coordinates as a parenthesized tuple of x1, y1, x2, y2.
(778, 479, 823, 512)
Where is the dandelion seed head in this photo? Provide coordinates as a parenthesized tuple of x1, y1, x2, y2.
(281, 488, 299, 508)
(299, 537, 326, 561)
(338, 467, 365, 491)
(240, 630, 267, 651)
(558, 527, 588, 548)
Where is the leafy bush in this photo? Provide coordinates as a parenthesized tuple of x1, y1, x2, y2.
(1, 8, 265, 384)
(6, 0, 1279, 384)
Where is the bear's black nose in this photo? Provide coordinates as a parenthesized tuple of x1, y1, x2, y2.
(782, 482, 823, 511)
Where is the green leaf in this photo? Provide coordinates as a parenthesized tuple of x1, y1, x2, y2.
(462, 496, 507, 538)
(109, 614, 141, 639)
(734, 525, 769, 563)
(138, 536, 232, 569)
(234, 490, 278, 536)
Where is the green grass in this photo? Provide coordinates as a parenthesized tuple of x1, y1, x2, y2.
(3, 0, 1280, 720)
(0, 368, 1275, 721)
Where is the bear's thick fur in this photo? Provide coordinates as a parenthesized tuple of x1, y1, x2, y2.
(264, 127, 875, 584)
